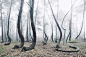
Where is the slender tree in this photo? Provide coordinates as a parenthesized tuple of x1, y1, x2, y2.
(51, 19, 53, 42)
(16, 28, 18, 42)
(84, 0, 85, 41)
(26, 14, 29, 42)
(42, 31, 48, 45)
(69, 0, 72, 41)
(48, 0, 62, 48)
(35, 0, 39, 25)
(55, 0, 59, 43)
(43, 0, 45, 41)
(75, 1, 84, 40)
(0, 0, 4, 43)
(4, 0, 12, 45)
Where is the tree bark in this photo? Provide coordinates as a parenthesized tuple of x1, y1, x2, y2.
(13, 0, 24, 49)
(42, 31, 48, 45)
(84, 0, 85, 41)
(55, 0, 59, 43)
(0, 0, 4, 43)
(21, 0, 36, 51)
(75, 1, 84, 40)
(26, 14, 29, 42)
(48, 0, 62, 48)
(4, 0, 13, 45)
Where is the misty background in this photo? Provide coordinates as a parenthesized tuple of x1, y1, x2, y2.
(0, 0, 86, 41)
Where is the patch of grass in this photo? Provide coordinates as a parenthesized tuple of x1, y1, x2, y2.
(68, 39, 78, 43)
(0, 46, 4, 54)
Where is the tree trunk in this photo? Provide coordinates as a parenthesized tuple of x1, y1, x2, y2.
(43, 0, 45, 41)
(69, 0, 72, 41)
(13, 0, 24, 49)
(84, 0, 85, 41)
(48, 0, 62, 48)
(75, 1, 84, 40)
(55, 0, 59, 43)
(26, 15, 29, 42)
(51, 21, 53, 42)
(21, 0, 36, 51)
(16, 28, 18, 42)
(0, 0, 4, 43)
(42, 31, 48, 45)
(61, 0, 77, 43)
(4, 0, 12, 45)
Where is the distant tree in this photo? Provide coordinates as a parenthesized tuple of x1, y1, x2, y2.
(69, 0, 72, 41)
(4, 0, 12, 45)
(35, 0, 39, 25)
(43, 0, 45, 42)
(55, 0, 59, 43)
(26, 14, 29, 42)
(84, 0, 85, 41)
(51, 19, 53, 42)
(16, 28, 18, 42)
(75, 0, 84, 40)
(48, 0, 62, 48)
(0, 1, 4, 43)
(42, 31, 48, 45)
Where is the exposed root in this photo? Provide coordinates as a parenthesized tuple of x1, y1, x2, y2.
(21, 42, 35, 52)
(12, 42, 24, 49)
(4, 42, 10, 45)
(4, 39, 11, 45)
(42, 41, 47, 45)
(55, 46, 79, 52)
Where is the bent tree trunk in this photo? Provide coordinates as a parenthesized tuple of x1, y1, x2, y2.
(48, 0, 62, 48)
(21, 0, 36, 51)
(75, 0, 84, 40)
(13, 0, 24, 49)
(4, 0, 13, 45)
(42, 31, 48, 45)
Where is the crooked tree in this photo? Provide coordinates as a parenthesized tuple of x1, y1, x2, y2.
(4, 0, 12, 45)
(13, 0, 24, 49)
(21, 0, 36, 51)
(48, 0, 62, 48)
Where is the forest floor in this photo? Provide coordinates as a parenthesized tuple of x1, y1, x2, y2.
(0, 41, 86, 57)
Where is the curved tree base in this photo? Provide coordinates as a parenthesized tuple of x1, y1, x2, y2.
(56, 44, 60, 48)
(55, 46, 79, 52)
(4, 39, 11, 45)
(12, 42, 24, 49)
(4, 42, 11, 45)
(21, 42, 35, 52)
(42, 41, 47, 45)
(55, 41, 57, 43)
